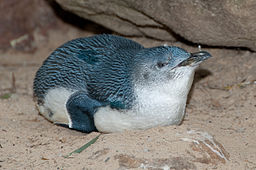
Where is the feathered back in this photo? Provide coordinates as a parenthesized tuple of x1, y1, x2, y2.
(33, 34, 144, 108)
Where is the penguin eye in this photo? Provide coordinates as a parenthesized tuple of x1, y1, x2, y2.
(156, 62, 168, 69)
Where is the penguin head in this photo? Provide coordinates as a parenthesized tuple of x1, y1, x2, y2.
(132, 46, 212, 85)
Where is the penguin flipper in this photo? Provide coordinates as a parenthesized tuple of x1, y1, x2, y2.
(66, 91, 103, 133)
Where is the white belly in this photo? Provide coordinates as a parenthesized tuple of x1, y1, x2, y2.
(94, 97, 187, 133)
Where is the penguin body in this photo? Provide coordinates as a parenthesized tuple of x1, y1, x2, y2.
(33, 34, 211, 133)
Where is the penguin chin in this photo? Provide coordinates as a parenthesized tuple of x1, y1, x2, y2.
(168, 65, 198, 80)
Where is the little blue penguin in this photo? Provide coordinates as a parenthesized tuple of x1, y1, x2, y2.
(33, 34, 211, 133)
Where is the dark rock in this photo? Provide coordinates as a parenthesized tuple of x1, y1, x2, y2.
(0, 0, 57, 52)
(56, 0, 256, 51)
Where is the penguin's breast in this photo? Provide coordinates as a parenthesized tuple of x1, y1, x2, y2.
(94, 80, 188, 133)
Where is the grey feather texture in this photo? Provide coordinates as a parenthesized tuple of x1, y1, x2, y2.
(34, 34, 143, 108)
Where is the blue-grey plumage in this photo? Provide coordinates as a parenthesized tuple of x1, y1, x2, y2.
(33, 34, 211, 133)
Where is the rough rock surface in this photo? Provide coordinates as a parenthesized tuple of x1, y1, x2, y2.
(0, 0, 60, 52)
(56, 0, 256, 51)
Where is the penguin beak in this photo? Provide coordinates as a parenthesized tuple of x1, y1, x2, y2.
(178, 51, 212, 67)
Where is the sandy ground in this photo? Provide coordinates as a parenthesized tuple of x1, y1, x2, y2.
(0, 25, 256, 170)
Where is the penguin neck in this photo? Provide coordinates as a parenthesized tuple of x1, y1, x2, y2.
(133, 66, 196, 111)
